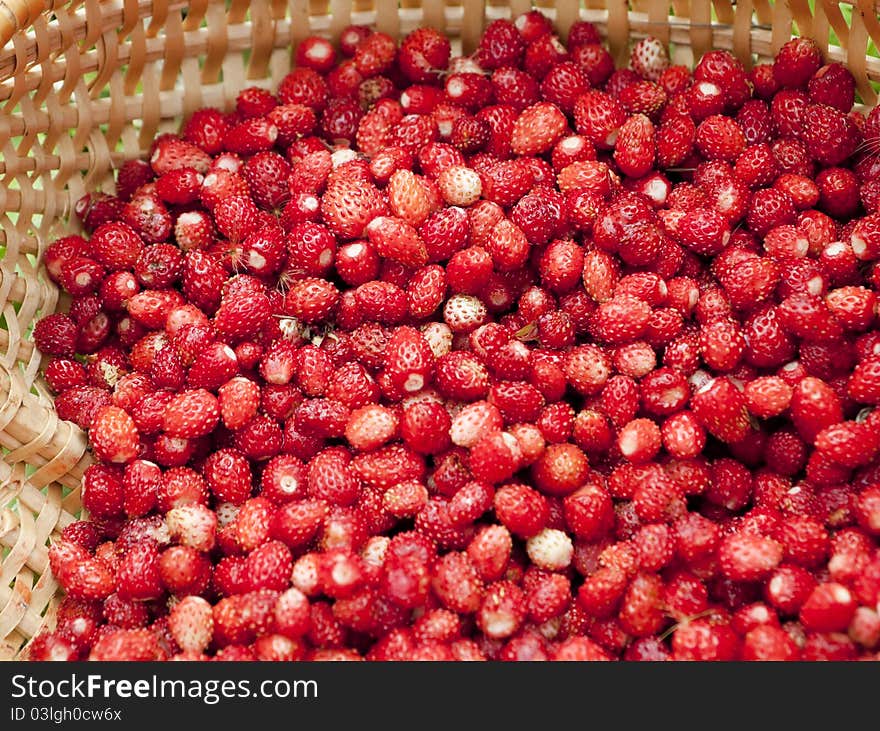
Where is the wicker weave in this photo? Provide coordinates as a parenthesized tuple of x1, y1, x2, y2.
(2, 0, 880, 661)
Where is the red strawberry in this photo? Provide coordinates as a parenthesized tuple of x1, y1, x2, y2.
(213, 288, 271, 342)
(477, 19, 526, 70)
(321, 177, 388, 239)
(90, 221, 144, 271)
(236, 86, 277, 119)
(808, 63, 856, 112)
(691, 376, 751, 443)
(150, 136, 212, 175)
(541, 62, 590, 114)
(33, 314, 79, 357)
(475, 105, 517, 159)
(656, 114, 696, 168)
(387, 114, 439, 153)
(398, 27, 450, 83)
(773, 37, 823, 89)
(366, 216, 428, 268)
(116, 158, 155, 201)
(387, 170, 436, 227)
(511, 102, 568, 156)
(790, 376, 843, 443)
(182, 108, 231, 155)
(353, 32, 397, 77)
(90, 405, 140, 464)
(613, 114, 655, 178)
(278, 67, 329, 111)
(174, 210, 214, 252)
(848, 355, 880, 404)
(574, 90, 626, 149)
(163, 389, 220, 438)
(619, 80, 667, 118)
(777, 293, 844, 342)
(117, 539, 163, 600)
(285, 277, 340, 323)
(241, 151, 291, 210)
(696, 114, 747, 161)
(524, 33, 568, 79)
(801, 103, 860, 166)
(481, 159, 534, 207)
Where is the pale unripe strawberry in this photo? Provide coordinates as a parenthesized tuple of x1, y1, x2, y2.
(345, 404, 400, 451)
(438, 168, 482, 206)
(526, 528, 574, 570)
(509, 423, 546, 464)
(421, 321, 453, 357)
(169, 596, 214, 653)
(631, 37, 670, 82)
(331, 148, 358, 168)
(848, 607, 880, 649)
(478, 581, 526, 639)
(361, 535, 390, 570)
(450, 401, 504, 448)
(215, 502, 240, 528)
(291, 552, 322, 596)
(444, 294, 488, 333)
(166, 504, 218, 552)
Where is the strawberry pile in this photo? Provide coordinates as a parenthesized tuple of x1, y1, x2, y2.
(28, 12, 880, 661)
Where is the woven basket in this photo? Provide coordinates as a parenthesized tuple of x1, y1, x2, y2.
(2, 0, 880, 661)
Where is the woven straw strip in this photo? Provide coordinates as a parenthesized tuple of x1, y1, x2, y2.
(0, 0, 45, 49)
(0, 504, 50, 648)
(0, 367, 91, 487)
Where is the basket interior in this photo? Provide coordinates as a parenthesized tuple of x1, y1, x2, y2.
(2, 0, 880, 658)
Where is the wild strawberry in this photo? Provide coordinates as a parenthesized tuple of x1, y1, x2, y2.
(116, 539, 162, 600)
(89, 629, 159, 661)
(151, 136, 211, 175)
(509, 102, 568, 157)
(801, 104, 860, 166)
(718, 533, 783, 582)
(396, 27, 450, 83)
(591, 295, 652, 345)
(467, 430, 522, 486)
(87, 405, 139, 464)
(630, 37, 670, 82)
(443, 294, 489, 334)
(574, 90, 626, 149)
(159, 388, 219, 439)
(799, 582, 857, 632)
(686, 80, 725, 121)
(690, 376, 751, 444)
(613, 114, 655, 178)
(89, 221, 145, 272)
(696, 114, 747, 162)
(773, 37, 823, 89)
(789, 376, 843, 443)
(31, 313, 81, 359)
(321, 176, 387, 240)
(805, 64, 853, 117)
(283, 277, 339, 324)
(615, 417, 660, 464)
